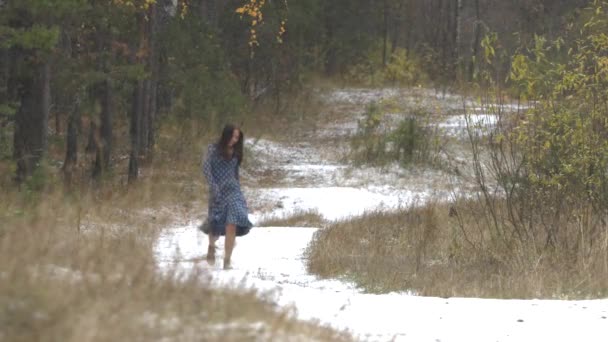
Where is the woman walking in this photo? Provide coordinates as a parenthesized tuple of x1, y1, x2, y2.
(201, 124, 253, 269)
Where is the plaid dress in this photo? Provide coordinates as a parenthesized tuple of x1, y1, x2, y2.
(202, 144, 253, 236)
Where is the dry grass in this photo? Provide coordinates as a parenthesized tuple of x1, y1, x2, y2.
(306, 199, 608, 299)
(242, 87, 326, 143)
(0, 184, 354, 342)
(256, 209, 326, 228)
(0, 112, 355, 341)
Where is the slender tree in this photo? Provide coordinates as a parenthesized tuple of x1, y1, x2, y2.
(2, 1, 59, 183)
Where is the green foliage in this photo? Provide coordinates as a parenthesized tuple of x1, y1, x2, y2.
(0, 0, 89, 51)
(389, 117, 427, 165)
(460, 0, 608, 261)
(0, 25, 60, 51)
(384, 48, 427, 86)
(20, 159, 57, 200)
(359, 101, 383, 134)
(481, 32, 497, 65)
(0, 103, 16, 117)
(351, 101, 387, 163)
(509, 35, 565, 100)
(507, 1, 608, 211)
(351, 101, 434, 167)
(344, 62, 383, 86)
(0, 124, 12, 161)
(473, 31, 506, 85)
(2, 0, 88, 16)
(344, 46, 428, 87)
(162, 15, 245, 121)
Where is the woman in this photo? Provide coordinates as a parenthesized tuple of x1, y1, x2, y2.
(201, 124, 253, 269)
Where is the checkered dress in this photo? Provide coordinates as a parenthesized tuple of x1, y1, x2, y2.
(202, 144, 253, 236)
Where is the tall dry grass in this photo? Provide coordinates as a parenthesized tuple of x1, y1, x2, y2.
(255, 209, 326, 228)
(0, 109, 354, 341)
(306, 199, 608, 299)
(0, 180, 354, 342)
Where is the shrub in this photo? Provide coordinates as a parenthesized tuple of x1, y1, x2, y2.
(351, 101, 437, 167)
(384, 48, 427, 86)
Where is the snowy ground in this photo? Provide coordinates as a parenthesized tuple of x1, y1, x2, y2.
(155, 88, 608, 341)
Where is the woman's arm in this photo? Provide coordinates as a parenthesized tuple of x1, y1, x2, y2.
(235, 163, 240, 182)
(202, 144, 220, 198)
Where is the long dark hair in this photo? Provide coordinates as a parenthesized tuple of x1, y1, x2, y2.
(217, 124, 244, 165)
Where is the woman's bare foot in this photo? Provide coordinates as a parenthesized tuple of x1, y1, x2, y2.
(223, 258, 231, 270)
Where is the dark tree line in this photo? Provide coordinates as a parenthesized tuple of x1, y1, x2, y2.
(0, 0, 592, 187)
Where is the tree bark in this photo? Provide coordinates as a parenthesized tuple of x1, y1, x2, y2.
(390, 0, 404, 55)
(14, 59, 50, 183)
(382, 0, 388, 66)
(323, 1, 337, 76)
(63, 97, 80, 185)
(455, 0, 463, 80)
(469, 0, 481, 82)
(128, 9, 147, 183)
(147, 78, 157, 155)
(85, 117, 97, 154)
(92, 80, 113, 179)
(128, 80, 143, 183)
(0, 48, 9, 117)
(140, 3, 159, 159)
(141, 79, 150, 156)
(404, 0, 414, 53)
(156, 0, 172, 115)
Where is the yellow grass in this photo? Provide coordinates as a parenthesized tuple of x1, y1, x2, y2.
(306, 200, 608, 299)
(0, 112, 354, 341)
(256, 209, 326, 228)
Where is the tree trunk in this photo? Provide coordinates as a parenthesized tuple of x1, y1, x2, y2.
(85, 117, 97, 154)
(390, 0, 404, 55)
(156, 0, 173, 115)
(128, 80, 143, 183)
(14, 59, 50, 183)
(140, 3, 159, 159)
(128, 9, 148, 183)
(468, 0, 481, 82)
(54, 29, 73, 135)
(63, 98, 80, 185)
(454, 0, 463, 81)
(382, 0, 388, 66)
(323, 2, 337, 76)
(92, 80, 113, 179)
(141, 79, 150, 156)
(147, 78, 157, 154)
(0, 48, 9, 118)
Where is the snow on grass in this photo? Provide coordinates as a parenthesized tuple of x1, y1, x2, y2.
(155, 88, 607, 341)
(155, 225, 608, 342)
(249, 186, 423, 223)
(438, 113, 499, 138)
(322, 88, 402, 105)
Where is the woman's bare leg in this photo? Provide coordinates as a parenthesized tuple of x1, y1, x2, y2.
(206, 234, 218, 265)
(224, 224, 236, 269)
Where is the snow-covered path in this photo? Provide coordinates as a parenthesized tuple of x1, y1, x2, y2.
(155, 88, 608, 341)
(156, 225, 608, 342)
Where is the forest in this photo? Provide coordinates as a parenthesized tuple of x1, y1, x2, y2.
(2, 1, 608, 341)
(0, 0, 591, 186)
